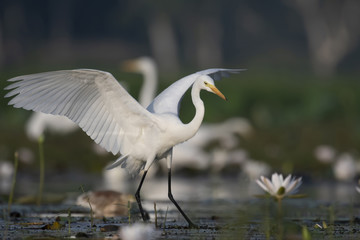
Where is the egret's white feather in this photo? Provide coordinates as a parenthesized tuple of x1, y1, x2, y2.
(106, 154, 129, 170)
(147, 68, 245, 115)
(5, 69, 158, 156)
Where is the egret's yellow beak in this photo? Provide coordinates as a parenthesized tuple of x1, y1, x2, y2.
(209, 84, 227, 101)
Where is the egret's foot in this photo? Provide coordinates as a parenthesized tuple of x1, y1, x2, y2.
(142, 211, 150, 221)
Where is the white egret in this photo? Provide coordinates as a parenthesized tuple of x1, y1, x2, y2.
(5, 68, 244, 227)
(242, 159, 271, 180)
(313, 145, 336, 164)
(26, 112, 78, 140)
(0, 160, 14, 194)
(122, 56, 158, 107)
(123, 57, 254, 174)
(333, 153, 357, 181)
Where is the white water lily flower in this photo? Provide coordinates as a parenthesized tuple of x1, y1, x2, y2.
(256, 173, 302, 200)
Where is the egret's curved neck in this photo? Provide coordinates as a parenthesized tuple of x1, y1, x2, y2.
(139, 67, 157, 107)
(184, 84, 205, 140)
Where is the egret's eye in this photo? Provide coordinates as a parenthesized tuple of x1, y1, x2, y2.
(204, 82, 209, 86)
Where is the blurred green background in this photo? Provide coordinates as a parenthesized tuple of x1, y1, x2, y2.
(0, 0, 360, 181)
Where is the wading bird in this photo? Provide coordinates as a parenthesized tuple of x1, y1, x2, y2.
(121, 56, 158, 108)
(5, 68, 244, 227)
(123, 57, 253, 174)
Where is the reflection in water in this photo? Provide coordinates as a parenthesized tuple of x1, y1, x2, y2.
(13, 171, 359, 205)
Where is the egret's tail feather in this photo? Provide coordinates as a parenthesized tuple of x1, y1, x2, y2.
(105, 155, 129, 170)
(106, 155, 145, 177)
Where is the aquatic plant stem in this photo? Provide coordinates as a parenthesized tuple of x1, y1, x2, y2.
(8, 152, 19, 212)
(37, 135, 45, 206)
(163, 206, 169, 230)
(328, 205, 335, 240)
(80, 185, 94, 231)
(276, 198, 284, 240)
(4, 152, 19, 240)
(276, 198, 283, 217)
(264, 198, 271, 240)
(154, 202, 158, 228)
(127, 200, 131, 224)
(67, 208, 72, 236)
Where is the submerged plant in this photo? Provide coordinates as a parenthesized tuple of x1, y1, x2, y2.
(37, 135, 45, 206)
(79, 185, 94, 231)
(8, 152, 19, 212)
(256, 173, 303, 201)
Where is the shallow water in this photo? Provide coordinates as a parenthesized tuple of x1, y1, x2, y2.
(1, 173, 360, 239)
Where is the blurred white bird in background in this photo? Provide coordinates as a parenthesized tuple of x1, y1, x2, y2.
(170, 117, 252, 172)
(26, 112, 78, 141)
(5, 67, 244, 227)
(210, 148, 248, 173)
(333, 153, 358, 182)
(122, 56, 158, 107)
(241, 159, 271, 181)
(181, 117, 252, 150)
(0, 160, 14, 194)
(313, 145, 360, 182)
(313, 145, 336, 164)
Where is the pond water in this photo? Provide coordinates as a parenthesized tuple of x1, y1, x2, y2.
(1, 172, 360, 239)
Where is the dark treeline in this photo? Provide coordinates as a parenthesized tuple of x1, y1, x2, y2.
(0, 0, 359, 76)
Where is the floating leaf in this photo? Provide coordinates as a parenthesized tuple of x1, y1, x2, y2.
(100, 225, 120, 232)
(41, 221, 62, 230)
(322, 221, 328, 229)
(314, 223, 323, 229)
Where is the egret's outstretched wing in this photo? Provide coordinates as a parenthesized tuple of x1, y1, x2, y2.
(5, 69, 157, 155)
(147, 68, 245, 116)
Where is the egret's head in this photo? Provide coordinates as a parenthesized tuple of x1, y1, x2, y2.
(121, 57, 156, 74)
(198, 75, 227, 101)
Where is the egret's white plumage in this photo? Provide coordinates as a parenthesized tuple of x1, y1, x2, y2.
(25, 58, 156, 153)
(7, 69, 154, 159)
(121, 58, 253, 175)
(104, 57, 158, 191)
(5, 67, 244, 226)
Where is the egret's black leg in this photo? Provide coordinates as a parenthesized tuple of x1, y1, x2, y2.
(135, 170, 149, 221)
(168, 168, 198, 228)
